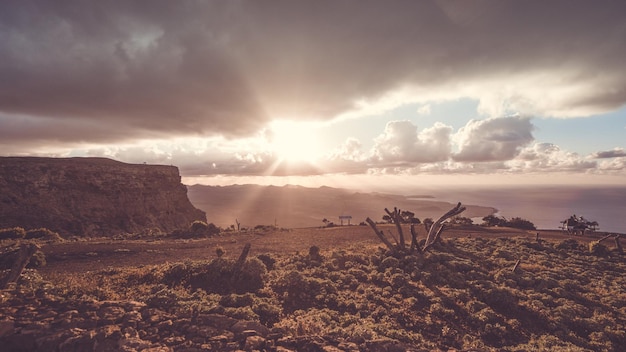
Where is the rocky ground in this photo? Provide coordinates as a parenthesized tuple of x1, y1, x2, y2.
(1, 225, 625, 351)
(1, 282, 367, 351)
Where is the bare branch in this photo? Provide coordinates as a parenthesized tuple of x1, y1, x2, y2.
(512, 259, 521, 273)
(366, 217, 395, 252)
(387, 230, 400, 247)
(433, 224, 446, 244)
(410, 224, 420, 252)
(598, 234, 614, 243)
(385, 207, 405, 248)
(423, 202, 466, 251)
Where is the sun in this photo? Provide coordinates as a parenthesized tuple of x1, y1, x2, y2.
(270, 120, 322, 163)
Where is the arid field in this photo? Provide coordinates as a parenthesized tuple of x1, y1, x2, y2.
(2, 224, 625, 351)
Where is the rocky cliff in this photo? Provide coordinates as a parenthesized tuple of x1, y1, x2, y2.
(0, 157, 206, 236)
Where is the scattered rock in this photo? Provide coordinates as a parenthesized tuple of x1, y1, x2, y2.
(230, 320, 270, 339)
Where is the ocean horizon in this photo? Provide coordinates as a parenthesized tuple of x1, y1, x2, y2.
(422, 185, 626, 234)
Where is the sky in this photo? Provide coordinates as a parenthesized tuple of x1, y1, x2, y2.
(1, 0, 626, 190)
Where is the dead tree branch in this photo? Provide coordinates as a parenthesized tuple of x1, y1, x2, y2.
(423, 202, 466, 252)
(366, 217, 396, 252)
(387, 230, 400, 247)
(385, 207, 405, 248)
(410, 224, 420, 252)
(367, 202, 466, 255)
(599, 234, 623, 253)
(512, 259, 521, 273)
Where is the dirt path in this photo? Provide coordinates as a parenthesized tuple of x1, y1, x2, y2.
(37, 225, 617, 278)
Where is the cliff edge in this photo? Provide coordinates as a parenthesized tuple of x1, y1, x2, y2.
(0, 157, 206, 236)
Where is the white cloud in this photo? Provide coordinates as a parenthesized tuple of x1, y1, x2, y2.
(508, 143, 597, 172)
(371, 121, 452, 164)
(453, 116, 534, 162)
(417, 104, 431, 115)
(330, 138, 365, 162)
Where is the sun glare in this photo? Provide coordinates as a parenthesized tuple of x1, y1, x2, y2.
(270, 120, 322, 163)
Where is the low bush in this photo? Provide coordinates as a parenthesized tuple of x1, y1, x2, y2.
(0, 227, 27, 240)
(25, 228, 63, 242)
(589, 241, 610, 256)
(26, 235, 626, 351)
(168, 221, 220, 238)
(189, 257, 267, 294)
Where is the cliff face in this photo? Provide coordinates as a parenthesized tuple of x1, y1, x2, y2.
(0, 157, 206, 236)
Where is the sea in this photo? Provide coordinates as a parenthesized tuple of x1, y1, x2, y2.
(423, 185, 626, 233)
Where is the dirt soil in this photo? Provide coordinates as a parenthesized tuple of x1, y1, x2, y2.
(38, 225, 608, 277)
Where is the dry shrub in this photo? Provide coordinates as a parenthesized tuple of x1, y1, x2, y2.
(0, 227, 26, 240)
(556, 238, 583, 251)
(169, 221, 220, 238)
(25, 228, 63, 242)
(589, 241, 610, 256)
(189, 257, 267, 294)
(0, 246, 46, 269)
(270, 270, 338, 313)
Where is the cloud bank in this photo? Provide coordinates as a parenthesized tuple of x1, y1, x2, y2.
(71, 116, 623, 178)
(2, 0, 626, 149)
(1, 1, 625, 179)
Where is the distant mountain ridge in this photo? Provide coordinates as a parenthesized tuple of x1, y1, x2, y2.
(187, 184, 496, 229)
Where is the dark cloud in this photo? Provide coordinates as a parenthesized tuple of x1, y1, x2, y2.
(1, 0, 626, 149)
(594, 148, 626, 159)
